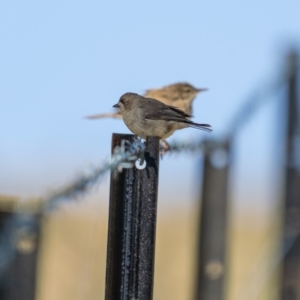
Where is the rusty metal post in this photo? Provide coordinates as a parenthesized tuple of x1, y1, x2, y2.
(194, 140, 231, 300)
(0, 212, 40, 300)
(281, 51, 300, 300)
(105, 133, 160, 300)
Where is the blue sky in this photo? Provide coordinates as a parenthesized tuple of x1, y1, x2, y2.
(0, 1, 299, 212)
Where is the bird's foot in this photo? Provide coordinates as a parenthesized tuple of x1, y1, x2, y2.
(160, 140, 170, 158)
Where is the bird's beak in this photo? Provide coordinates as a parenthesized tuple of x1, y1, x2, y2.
(113, 103, 120, 108)
(196, 88, 208, 93)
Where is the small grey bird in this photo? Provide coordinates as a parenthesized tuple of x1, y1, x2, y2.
(86, 82, 207, 119)
(113, 92, 212, 140)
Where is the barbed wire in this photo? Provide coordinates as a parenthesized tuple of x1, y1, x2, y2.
(0, 138, 146, 276)
(29, 137, 145, 213)
(0, 52, 298, 291)
(3, 55, 295, 214)
(225, 79, 283, 140)
(226, 51, 298, 140)
(17, 55, 300, 216)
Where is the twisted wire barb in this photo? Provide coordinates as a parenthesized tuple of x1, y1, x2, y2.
(39, 137, 146, 213)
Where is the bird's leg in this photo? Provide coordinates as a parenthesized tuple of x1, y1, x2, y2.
(160, 140, 170, 158)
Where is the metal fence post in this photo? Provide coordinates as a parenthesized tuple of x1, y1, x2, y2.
(194, 140, 231, 300)
(105, 133, 160, 300)
(0, 210, 40, 300)
(281, 51, 300, 300)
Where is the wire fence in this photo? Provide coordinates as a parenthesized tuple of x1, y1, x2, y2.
(5, 58, 292, 215)
(0, 49, 299, 300)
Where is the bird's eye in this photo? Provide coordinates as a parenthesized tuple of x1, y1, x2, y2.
(120, 98, 125, 104)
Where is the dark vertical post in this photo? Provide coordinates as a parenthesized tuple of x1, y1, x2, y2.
(281, 51, 300, 300)
(0, 211, 40, 300)
(0, 211, 14, 299)
(105, 133, 160, 300)
(194, 140, 231, 300)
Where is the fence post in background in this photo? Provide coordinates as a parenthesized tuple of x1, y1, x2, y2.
(105, 133, 160, 300)
(0, 207, 40, 300)
(281, 51, 300, 300)
(194, 140, 231, 300)
(7, 215, 40, 300)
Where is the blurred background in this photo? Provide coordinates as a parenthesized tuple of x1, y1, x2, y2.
(0, 1, 300, 299)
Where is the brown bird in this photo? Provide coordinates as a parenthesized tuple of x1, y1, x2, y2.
(86, 82, 207, 119)
(113, 93, 212, 140)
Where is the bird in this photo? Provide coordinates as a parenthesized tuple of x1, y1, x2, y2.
(86, 82, 207, 120)
(112, 92, 212, 140)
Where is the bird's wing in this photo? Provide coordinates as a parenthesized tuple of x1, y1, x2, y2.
(167, 105, 192, 118)
(142, 99, 212, 133)
(142, 99, 192, 122)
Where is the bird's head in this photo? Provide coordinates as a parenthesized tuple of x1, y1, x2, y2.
(113, 92, 138, 113)
(174, 83, 208, 103)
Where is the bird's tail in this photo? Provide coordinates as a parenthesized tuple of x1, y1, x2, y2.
(85, 112, 122, 119)
(188, 122, 213, 133)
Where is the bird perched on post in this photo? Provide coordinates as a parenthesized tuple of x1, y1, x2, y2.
(112, 92, 212, 140)
(86, 82, 207, 120)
